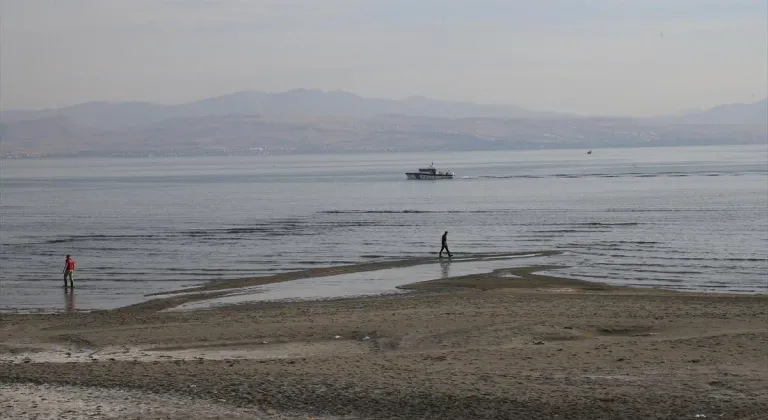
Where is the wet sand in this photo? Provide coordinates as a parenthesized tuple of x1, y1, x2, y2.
(0, 383, 357, 420)
(2, 259, 768, 419)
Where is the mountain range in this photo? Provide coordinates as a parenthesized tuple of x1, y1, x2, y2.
(1, 89, 570, 131)
(1, 90, 766, 157)
(663, 99, 767, 125)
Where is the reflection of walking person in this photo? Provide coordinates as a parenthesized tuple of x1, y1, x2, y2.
(440, 259, 451, 278)
(63, 254, 75, 288)
(439, 231, 452, 258)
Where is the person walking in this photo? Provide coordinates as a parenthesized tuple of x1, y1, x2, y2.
(439, 231, 452, 258)
(63, 254, 76, 288)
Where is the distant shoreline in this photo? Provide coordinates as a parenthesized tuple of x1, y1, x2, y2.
(3, 141, 767, 160)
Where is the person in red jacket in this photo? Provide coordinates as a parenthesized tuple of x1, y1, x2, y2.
(63, 255, 76, 288)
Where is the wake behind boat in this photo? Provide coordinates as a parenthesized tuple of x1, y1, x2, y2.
(406, 164, 454, 180)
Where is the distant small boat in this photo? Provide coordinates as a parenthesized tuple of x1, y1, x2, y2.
(406, 164, 454, 180)
(587, 150, 593, 155)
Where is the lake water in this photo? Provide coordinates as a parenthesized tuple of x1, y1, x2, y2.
(1, 145, 767, 312)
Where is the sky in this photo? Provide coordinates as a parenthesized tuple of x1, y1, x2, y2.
(1, 0, 766, 116)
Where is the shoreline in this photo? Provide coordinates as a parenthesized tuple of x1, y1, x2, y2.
(2, 250, 763, 316)
(141, 252, 765, 314)
(150, 251, 563, 295)
(135, 251, 571, 312)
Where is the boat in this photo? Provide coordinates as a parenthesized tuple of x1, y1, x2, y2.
(406, 164, 454, 180)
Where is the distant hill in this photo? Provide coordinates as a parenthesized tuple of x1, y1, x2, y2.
(2, 91, 766, 158)
(664, 99, 767, 125)
(1, 102, 171, 131)
(0, 116, 101, 155)
(0, 89, 564, 130)
(2, 113, 765, 158)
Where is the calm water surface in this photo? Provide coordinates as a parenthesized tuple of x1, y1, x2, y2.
(1, 145, 767, 311)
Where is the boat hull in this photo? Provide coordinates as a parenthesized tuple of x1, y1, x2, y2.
(406, 172, 454, 180)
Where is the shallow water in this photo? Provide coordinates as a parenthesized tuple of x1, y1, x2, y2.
(1, 145, 767, 312)
(169, 252, 552, 311)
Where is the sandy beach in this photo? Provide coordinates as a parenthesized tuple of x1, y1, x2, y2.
(2, 261, 767, 420)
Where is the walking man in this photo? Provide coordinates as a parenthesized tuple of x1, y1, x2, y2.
(439, 231, 452, 258)
(63, 254, 75, 288)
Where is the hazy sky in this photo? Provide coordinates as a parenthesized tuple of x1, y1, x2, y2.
(1, 0, 767, 115)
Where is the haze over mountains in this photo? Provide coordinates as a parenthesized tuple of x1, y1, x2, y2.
(662, 99, 768, 125)
(1, 89, 569, 130)
(1, 90, 766, 158)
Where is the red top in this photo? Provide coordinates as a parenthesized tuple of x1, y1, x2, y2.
(65, 258, 75, 271)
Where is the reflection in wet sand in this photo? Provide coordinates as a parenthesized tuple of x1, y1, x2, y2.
(64, 289, 75, 313)
(440, 259, 452, 278)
